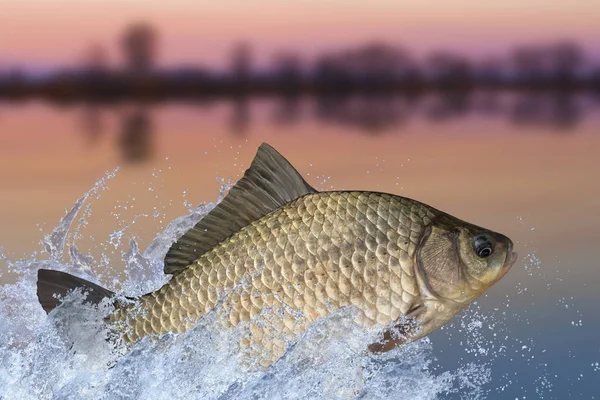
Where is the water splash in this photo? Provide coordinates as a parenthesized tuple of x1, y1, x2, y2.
(42, 168, 118, 261)
(0, 171, 575, 400)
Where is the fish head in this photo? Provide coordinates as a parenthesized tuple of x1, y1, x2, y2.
(416, 214, 517, 306)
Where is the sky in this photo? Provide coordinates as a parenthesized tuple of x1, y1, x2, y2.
(1, 0, 599, 71)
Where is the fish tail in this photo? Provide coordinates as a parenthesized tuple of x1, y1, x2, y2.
(37, 269, 115, 314)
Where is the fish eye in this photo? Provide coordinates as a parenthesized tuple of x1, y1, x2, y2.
(473, 235, 494, 258)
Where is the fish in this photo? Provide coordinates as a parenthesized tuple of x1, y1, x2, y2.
(37, 143, 517, 367)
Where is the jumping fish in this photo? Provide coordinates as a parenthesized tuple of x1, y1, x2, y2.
(37, 143, 517, 366)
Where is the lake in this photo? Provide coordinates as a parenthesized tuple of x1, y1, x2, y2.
(0, 93, 598, 399)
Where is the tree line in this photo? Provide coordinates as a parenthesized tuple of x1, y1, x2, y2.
(1, 23, 599, 101)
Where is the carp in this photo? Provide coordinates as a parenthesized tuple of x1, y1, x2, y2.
(37, 143, 517, 366)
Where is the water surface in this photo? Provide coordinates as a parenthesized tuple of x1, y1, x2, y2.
(0, 96, 598, 399)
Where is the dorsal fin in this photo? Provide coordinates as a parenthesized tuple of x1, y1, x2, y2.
(164, 143, 316, 275)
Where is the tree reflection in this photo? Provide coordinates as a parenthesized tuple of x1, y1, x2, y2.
(229, 98, 250, 135)
(271, 96, 301, 125)
(314, 95, 411, 133)
(119, 109, 153, 163)
(81, 106, 104, 146)
(511, 94, 581, 131)
(425, 92, 471, 122)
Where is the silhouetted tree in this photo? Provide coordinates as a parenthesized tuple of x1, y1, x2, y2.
(121, 23, 157, 74)
(547, 41, 584, 82)
(82, 43, 109, 74)
(344, 42, 412, 80)
(313, 54, 351, 91)
(4, 68, 26, 97)
(427, 51, 472, 87)
(230, 42, 253, 84)
(477, 58, 505, 86)
(512, 46, 545, 84)
(592, 66, 600, 91)
(314, 42, 414, 92)
(272, 52, 303, 93)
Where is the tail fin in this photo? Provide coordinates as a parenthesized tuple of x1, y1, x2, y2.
(37, 269, 115, 314)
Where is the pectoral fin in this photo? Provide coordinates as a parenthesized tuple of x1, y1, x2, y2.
(368, 306, 423, 353)
(368, 320, 417, 353)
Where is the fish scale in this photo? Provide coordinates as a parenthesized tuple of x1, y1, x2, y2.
(113, 191, 435, 365)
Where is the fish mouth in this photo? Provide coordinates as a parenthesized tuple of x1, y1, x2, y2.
(496, 238, 517, 280)
(506, 239, 517, 266)
(505, 251, 518, 269)
(500, 240, 518, 278)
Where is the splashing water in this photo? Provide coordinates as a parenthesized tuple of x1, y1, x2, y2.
(0, 170, 583, 400)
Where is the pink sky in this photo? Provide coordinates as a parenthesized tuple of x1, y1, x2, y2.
(1, 0, 599, 70)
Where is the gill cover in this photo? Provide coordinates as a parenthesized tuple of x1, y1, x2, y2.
(416, 223, 464, 300)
